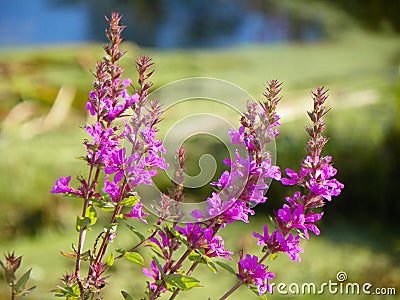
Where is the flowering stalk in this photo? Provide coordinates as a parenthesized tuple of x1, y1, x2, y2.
(0, 253, 36, 300)
(51, 13, 167, 299)
(144, 82, 283, 300)
(219, 85, 344, 299)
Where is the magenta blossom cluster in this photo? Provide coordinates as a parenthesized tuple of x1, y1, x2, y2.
(176, 223, 233, 260)
(238, 253, 275, 295)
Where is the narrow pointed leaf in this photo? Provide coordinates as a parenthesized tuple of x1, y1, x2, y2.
(268, 253, 279, 261)
(19, 285, 36, 296)
(106, 252, 114, 266)
(152, 256, 165, 277)
(124, 252, 144, 265)
(15, 268, 32, 293)
(59, 250, 77, 259)
(126, 224, 145, 242)
(121, 290, 134, 300)
(119, 195, 139, 207)
(164, 274, 201, 291)
(216, 261, 236, 275)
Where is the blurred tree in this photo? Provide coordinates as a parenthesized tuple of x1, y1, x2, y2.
(319, 0, 400, 33)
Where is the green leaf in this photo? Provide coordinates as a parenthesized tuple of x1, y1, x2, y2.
(81, 250, 91, 260)
(206, 261, 218, 274)
(188, 252, 217, 273)
(124, 252, 144, 265)
(115, 248, 126, 254)
(126, 224, 145, 242)
(115, 213, 126, 220)
(152, 256, 165, 277)
(216, 261, 236, 275)
(59, 250, 77, 259)
(119, 195, 139, 207)
(15, 268, 32, 293)
(146, 241, 164, 258)
(18, 285, 36, 296)
(121, 290, 134, 300)
(167, 224, 183, 239)
(106, 252, 114, 267)
(104, 223, 118, 233)
(75, 216, 90, 231)
(188, 252, 202, 262)
(51, 285, 79, 298)
(268, 253, 279, 261)
(93, 192, 115, 211)
(75, 156, 87, 161)
(85, 205, 97, 225)
(164, 274, 201, 291)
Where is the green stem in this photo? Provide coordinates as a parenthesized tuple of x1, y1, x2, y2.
(75, 165, 101, 298)
(11, 281, 15, 300)
(94, 204, 123, 265)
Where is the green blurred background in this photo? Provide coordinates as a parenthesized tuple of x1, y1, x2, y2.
(0, 0, 399, 299)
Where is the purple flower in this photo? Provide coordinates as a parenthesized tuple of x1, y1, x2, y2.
(223, 200, 255, 223)
(84, 122, 120, 165)
(238, 254, 274, 295)
(176, 224, 233, 260)
(228, 126, 245, 145)
(126, 159, 156, 188)
(204, 235, 233, 260)
(150, 231, 170, 250)
(281, 168, 301, 185)
(86, 77, 139, 121)
(51, 176, 82, 196)
(148, 231, 174, 258)
(125, 202, 148, 223)
(142, 260, 165, 292)
(104, 148, 127, 183)
(277, 200, 323, 239)
(144, 150, 168, 169)
(283, 234, 304, 262)
(210, 170, 230, 189)
(281, 156, 344, 203)
(190, 209, 205, 220)
(86, 91, 97, 116)
(260, 159, 281, 181)
(252, 225, 304, 262)
(309, 166, 344, 201)
(103, 176, 121, 202)
(206, 193, 234, 217)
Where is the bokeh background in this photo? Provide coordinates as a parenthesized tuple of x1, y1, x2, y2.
(0, 0, 399, 299)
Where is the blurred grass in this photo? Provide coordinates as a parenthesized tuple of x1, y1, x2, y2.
(0, 31, 399, 299)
